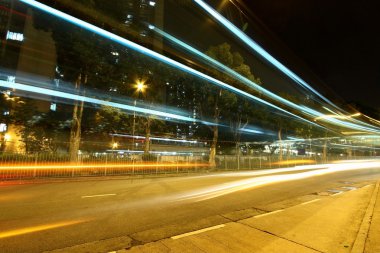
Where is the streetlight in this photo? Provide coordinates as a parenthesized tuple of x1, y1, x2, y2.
(112, 142, 118, 149)
(132, 79, 147, 154)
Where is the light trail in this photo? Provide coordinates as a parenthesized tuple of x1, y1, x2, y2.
(153, 28, 319, 117)
(0, 219, 89, 239)
(0, 80, 212, 125)
(193, 0, 380, 133)
(110, 133, 198, 144)
(0, 162, 210, 170)
(269, 159, 315, 166)
(152, 26, 326, 129)
(19, 0, 324, 130)
(171, 160, 380, 202)
(17, 1, 380, 134)
(193, 0, 337, 109)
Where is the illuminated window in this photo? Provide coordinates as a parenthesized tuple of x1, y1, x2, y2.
(7, 76, 15, 83)
(0, 123, 7, 132)
(50, 103, 57, 111)
(6, 31, 24, 41)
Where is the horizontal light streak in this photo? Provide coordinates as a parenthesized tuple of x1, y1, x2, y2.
(270, 159, 315, 166)
(173, 160, 380, 202)
(314, 113, 361, 121)
(0, 219, 88, 239)
(0, 163, 210, 170)
(0, 80, 208, 124)
(111, 133, 198, 143)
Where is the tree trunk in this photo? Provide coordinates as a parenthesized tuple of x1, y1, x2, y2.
(278, 128, 283, 161)
(209, 124, 218, 167)
(322, 140, 327, 162)
(69, 73, 85, 163)
(144, 116, 151, 154)
(209, 90, 220, 167)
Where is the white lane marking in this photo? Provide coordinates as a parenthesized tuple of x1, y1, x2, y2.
(300, 199, 320, 205)
(342, 186, 357, 191)
(171, 224, 225, 239)
(332, 191, 343, 196)
(254, 210, 283, 218)
(363, 184, 372, 188)
(81, 194, 116, 198)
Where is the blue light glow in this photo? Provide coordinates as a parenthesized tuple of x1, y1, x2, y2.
(193, 0, 337, 108)
(19, 0, 323, 129)
(0, 80, 207, 124)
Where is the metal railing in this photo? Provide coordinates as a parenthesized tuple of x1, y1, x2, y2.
(0, 151, 377, 181)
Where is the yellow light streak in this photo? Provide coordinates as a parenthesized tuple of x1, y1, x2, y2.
(0, 162, 210, 170)
(314, 113, 361, 121)
(0, 219, 88, 239)
(174, 160, 380, 202)
(270, 159, 315, 166)
(341, 131, 369, 135)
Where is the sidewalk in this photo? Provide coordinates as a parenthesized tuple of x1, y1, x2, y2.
(115, 181, 380, 253)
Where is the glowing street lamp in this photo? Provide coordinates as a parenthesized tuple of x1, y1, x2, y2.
(4, 133, 11, 142)
(132, 79, 148, 154)
(135, 79, 147, 94)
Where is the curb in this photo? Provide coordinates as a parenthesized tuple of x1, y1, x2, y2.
(351, 181, 380, 253)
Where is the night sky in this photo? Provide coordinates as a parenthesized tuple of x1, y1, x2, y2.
(240, 0, 380, 109)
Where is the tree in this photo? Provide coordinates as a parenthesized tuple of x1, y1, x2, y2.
(34, 1, 139, 161)
(202, 43, 262, 166)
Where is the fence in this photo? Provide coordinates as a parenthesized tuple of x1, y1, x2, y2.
(0, 152, 377, 181)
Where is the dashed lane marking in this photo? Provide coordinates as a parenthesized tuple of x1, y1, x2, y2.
(171, 224, 225, 239)
(81, 194, 116, 198)
(300, 199, 320, 205)
(254, 209, 283, 218)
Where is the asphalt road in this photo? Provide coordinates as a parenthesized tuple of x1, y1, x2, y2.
(1, 165, 380, 253)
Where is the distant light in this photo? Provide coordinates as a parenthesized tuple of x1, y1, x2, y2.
(111, 133, 198, 144)
(112, 142, 118, 149)
(50, 103, 57, 111)
(239, 128, 264, 134)
(149, 1, 156, 7)
(148, 24, 155, 30)
(0, 123, 7, 132)
(6, 31, 24, 41)
(4, 133, 11, 141)
(136, 80, 145, 92)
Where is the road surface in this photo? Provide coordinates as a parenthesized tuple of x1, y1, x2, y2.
(1, 163, 380, 252)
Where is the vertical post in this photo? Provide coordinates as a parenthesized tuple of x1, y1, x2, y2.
(156, 155, 159, 174)
(249, 156, 251, 170)
(224, 155, 227, 170)
(269, 156, 272, 169)
(176, 155, 179, 173)
(259, 155, 262, 169)
(33, 153, 38, 178)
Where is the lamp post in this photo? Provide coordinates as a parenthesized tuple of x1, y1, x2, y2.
(132, 79, 146, 156)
